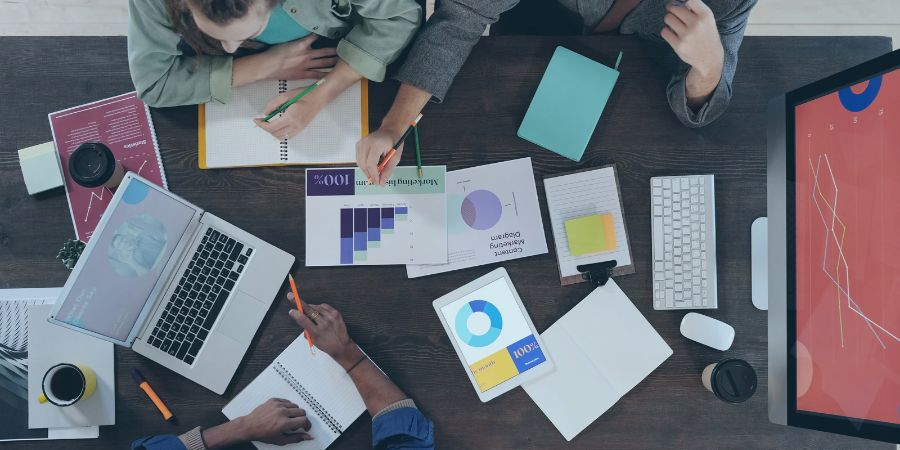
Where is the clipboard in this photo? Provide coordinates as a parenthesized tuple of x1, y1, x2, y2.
(543, 165, 635, 285)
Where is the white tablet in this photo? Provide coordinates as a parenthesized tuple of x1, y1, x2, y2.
(432, 268, 553, 402)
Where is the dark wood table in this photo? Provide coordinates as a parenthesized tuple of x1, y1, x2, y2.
(0, 35, 893, 450)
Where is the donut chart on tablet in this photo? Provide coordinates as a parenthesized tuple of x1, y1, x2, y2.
(454, 300, 503, 347)
(439, 276, 549, 393)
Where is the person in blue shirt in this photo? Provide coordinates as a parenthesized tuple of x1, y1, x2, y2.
(132, 293, 434, 450)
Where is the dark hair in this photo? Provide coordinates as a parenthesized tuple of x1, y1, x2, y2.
(164, 0, 281, 56)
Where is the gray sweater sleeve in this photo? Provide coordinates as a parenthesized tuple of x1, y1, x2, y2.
(393, 0, 519, 102)
(665, 0, 757, 128)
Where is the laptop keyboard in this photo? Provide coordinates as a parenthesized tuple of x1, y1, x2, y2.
(147, 228, 254, 365)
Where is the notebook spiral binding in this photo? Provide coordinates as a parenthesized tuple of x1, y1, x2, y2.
(274, 362, 343, 434)
(278, 80, 289, 161)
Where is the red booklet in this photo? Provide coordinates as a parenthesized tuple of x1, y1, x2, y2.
(49, 92, 167, 242)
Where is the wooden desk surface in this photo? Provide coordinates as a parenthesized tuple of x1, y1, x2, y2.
(0, 35, 893, 449)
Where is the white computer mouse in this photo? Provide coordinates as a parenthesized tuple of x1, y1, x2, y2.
(680, 312, 734, 351)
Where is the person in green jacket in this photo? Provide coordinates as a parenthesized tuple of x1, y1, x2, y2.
(128, 0, 421, 141)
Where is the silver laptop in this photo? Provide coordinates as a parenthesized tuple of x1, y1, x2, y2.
(49, 173, 294, 394)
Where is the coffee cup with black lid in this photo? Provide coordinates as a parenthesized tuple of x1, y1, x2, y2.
(701, 358, 757, 403)
(69, 142, 125, 189)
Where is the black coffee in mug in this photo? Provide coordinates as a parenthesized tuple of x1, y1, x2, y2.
(49, 366, 84, 401)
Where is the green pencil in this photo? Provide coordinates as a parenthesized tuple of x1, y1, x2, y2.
(413, 125, 423, 178)
(262, 78, 325, 122)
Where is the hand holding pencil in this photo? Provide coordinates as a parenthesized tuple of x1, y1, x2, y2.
(355, 113, 423, 185)
(254, 79, 326, 141)
(286, 290, 361, 369)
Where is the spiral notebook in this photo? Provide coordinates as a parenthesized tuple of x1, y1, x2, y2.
(223, 336, 366, 450)
(198, 79, 368, 169)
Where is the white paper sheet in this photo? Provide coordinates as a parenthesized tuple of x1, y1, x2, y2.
(27, 304, 115, 428)
(407, 158, 549, 277)
(0, 289, 98, 441)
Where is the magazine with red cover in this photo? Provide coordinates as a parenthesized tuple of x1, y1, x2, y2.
(48, 92, 167, 242)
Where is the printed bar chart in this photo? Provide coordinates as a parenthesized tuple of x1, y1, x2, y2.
(340, 209, 353, 264)
(381, 208, 394, 234)
(341, 207, 411, 264)
(306, 166, 446, 266)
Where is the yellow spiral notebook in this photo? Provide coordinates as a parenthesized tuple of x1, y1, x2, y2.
(198, 79, 368, 169)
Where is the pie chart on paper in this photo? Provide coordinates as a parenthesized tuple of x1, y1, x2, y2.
(460, 190, 503, 231)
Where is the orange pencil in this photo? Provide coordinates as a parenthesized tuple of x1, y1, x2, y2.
(288, 274, 314, 352)
(376, 113, 423, 174)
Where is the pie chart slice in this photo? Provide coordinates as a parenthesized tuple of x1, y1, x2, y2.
(460, 190, 502, 231)
(454, 300, 503, 348)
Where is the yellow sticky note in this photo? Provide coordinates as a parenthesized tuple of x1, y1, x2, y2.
(564, 213, 617, 256)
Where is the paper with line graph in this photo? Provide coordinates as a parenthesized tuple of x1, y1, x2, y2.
(794, 67, 900, 426)
(49, 92, 167, 242)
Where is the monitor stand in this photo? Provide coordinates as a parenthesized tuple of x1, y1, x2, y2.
(752, 217, 768, 310)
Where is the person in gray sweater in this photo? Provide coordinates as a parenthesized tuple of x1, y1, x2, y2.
(561, 0, 758, 129)
(357, 0, 757, 184)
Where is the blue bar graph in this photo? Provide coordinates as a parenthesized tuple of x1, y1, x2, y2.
(339, 206, 409, 264)
(340, 208, 353, 264)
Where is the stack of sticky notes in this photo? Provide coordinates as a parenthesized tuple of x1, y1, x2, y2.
(18, 142, 64, 195)
(564, 213, 617, 256)
(517, 46, 621, 162)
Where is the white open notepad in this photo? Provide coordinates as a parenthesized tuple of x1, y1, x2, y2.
(199, 79, 368, 168)
(522, 280, 672, 441)
(222, 336, 366, 450)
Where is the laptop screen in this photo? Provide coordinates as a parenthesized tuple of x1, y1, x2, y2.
(793, 66, 900, 426)
(55, 178, 195, 341)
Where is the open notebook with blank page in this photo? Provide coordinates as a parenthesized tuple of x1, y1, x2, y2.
(222, 336, 366, 450)
(199, 79, 368, 169)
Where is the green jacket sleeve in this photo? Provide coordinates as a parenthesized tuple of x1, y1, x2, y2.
(127, 0, 233, 107)
(336, 0, 422, 82)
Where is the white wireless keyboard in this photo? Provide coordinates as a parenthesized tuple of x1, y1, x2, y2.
(651, 175, 718, 310)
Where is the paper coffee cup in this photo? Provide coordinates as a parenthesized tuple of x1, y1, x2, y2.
(700, 359, 757, 403)
(69, 142, 125, 189)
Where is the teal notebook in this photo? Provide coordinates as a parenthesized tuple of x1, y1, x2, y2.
(518, 46, 620, 162)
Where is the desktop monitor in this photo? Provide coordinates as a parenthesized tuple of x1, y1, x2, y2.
(767, 48, 900, 444)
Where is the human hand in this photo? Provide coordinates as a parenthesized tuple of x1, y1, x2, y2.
(260, 34, 338, 81)
(356, 128, 404, 185)
(254, 86, 326, 140)
(286, 292, 363, 369)
(661, 0, 724, 79)
(235, 398, 313, 445)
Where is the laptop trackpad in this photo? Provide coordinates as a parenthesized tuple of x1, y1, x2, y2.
(216, 292, 265, 344)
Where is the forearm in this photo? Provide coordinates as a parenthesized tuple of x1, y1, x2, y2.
(334, 345, 408, 416)
(232, 53, 271, 88)
(684, 61, 723, 109)
(300, 60, 362, 109)
(379, 83, 432, 136)
(200, 418, 249, 450)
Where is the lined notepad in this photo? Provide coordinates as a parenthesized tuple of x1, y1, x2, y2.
(199, 79, 368, 169)
(544, 166, 634, 285)
(223, 336, 366, 450)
